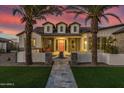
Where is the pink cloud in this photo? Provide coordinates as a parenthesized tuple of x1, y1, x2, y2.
(0, 5, 124, 35)
(0, 13, 21, 25)
(0, 28, 21, 35)
(109, 17, 120, 25)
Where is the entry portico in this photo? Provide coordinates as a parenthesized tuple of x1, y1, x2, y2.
(42, 35, 82, 56)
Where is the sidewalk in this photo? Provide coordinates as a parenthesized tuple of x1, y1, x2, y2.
(46, 58, 77, 88)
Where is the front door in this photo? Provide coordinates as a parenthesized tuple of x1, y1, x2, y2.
(58, 39, 65, 52)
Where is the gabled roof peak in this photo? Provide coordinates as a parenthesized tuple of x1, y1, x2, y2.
(56, 22, 68, 26)
(42, 22, 54, 25)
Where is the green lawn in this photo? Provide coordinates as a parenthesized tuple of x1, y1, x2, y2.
(0, 67, 51, 88)
(72, 67, 124, 88)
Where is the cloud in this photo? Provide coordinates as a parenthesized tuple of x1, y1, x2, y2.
(0, 12, 22, 25)
(0, 28, 21, 35)
(0, 5, 124, 35)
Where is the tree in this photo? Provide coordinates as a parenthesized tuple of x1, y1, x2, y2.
(13, 5, 63, 65)
(66, 5, 121, 65)
(103, 36, 118, 54)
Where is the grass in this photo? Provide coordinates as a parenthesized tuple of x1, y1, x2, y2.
(72, 67, 124, 88)
(0, 67, 51, 88)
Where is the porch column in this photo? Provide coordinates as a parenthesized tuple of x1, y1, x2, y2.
(54, 38, 56, 52)
(66, 38, 68, 52)
(41, 37, 43, 49)
(86, 37, 89, 51)
(80, 37, 83, 52)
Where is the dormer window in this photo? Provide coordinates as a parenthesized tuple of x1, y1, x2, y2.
(47, 26, 50, 32)
(74, 26, 77, 32)
(56, 22, 67, 33)
(43, 22, 54, 33)
(60, 26, 63, 32)
(70, 22, 80, 34)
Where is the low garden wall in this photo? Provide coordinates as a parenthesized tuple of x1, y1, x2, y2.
(106, 54, 124, 65)
(71, 52, 124, 65)
(17, 51, 52, 64)
(0, 52, 17, 63)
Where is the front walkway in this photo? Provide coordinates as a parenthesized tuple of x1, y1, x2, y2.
(46, 57, 77, 88)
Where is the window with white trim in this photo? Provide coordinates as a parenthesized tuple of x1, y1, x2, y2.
(74, 26, 77, 32)
(47, 26, 50, 32)
(60, 26, 63, 32)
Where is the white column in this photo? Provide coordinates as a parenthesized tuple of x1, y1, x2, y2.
(54, 38, 56, 52)
(80, 37, 83, 52)
(66, 38, 68, 52)
(86, 37, 89, 52)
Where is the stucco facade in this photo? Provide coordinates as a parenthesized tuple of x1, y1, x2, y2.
(18, 32, 42, 52)
(17, 22, 124, 55)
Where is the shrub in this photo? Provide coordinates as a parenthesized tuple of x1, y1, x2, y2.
(104, 45, 118, 54)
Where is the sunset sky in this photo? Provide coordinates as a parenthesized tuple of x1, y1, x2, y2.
(0, 5, 124, 35)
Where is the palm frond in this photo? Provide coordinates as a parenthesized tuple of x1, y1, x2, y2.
(96, 17, 102, 24)
(101, 14, 109, 23)
(104, 13, 122, 23)
(20, 17, 27, 23)
(13, 8, 23, 16)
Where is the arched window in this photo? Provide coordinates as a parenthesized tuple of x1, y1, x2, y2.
(60, 26, 63, 32)
(74, 26, 77, 32)
(47, 26, 50, 32)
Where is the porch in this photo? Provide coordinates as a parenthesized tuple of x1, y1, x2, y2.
(41, 36, 82, 56)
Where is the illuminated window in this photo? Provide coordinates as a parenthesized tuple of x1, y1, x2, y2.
(71, 40, 75, 49)
(89, 37, 92, 49)
(84, 38, 87, 49)
(32, 39, 36, 47)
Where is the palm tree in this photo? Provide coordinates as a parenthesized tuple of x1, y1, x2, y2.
(13, 5, 63, 65)
(66, 5, 122, 65)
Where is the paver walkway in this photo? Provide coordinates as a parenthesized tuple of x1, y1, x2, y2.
(46, 57, 77, 88)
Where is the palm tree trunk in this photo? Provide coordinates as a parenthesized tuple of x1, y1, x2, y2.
(25, 22, 33, 65)
(92, 32, 97, 65)
(91, 18, 98, 65)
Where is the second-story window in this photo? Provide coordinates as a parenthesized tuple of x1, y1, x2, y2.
(74, 26, 77, 32)
(60, 26, 63, 32)
(47, 26, 50, 32)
